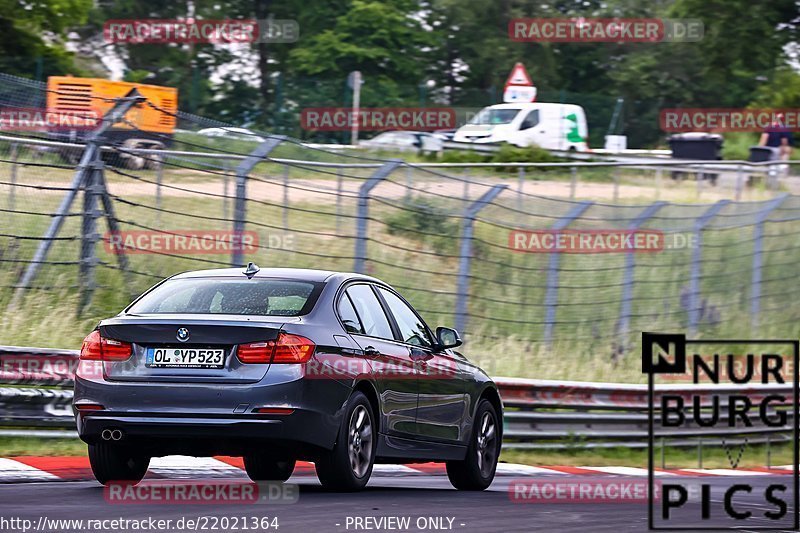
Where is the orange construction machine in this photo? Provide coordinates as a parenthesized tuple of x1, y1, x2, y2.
(46, 76, 179, 169)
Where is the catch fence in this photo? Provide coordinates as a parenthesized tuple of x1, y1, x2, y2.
(0, 82, 799, 361)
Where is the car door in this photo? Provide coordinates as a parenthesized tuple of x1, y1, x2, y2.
(375, 287, 469, 443)
(517, 108, 542, 148)
(341, 283, 418, 437)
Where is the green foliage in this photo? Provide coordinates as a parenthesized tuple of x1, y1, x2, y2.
(384, 196, 461, 254)
(491, 143, 561, 164)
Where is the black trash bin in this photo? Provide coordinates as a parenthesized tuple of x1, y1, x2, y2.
(668, 132, 723, 184)
(748, 145, 779, 163)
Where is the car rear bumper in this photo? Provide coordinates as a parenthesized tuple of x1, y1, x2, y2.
(74, 371, 351, 455)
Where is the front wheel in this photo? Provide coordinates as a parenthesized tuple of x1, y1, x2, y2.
(88, 443, 149, 485)
(315, 391, 375, 491)
(446, 399, 500, 490)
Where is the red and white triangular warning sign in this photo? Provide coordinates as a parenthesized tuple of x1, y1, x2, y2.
(505, 62, 533, 87)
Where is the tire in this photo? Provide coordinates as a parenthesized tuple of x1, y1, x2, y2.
(446, 399, 500, 491)
(243, 454, 296, 482)
(315, 391, 376, 491)
(88, 443, 149, 485)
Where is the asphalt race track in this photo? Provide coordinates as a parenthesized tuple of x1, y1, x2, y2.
(1, 466, 797, 532)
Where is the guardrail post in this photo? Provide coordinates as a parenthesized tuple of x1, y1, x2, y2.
(618, 201, 667, 346)
(750, 194, 788, 329)
(232, 136, 286, 267)
(13, 89, 146, 303)
(354, 160, 402, 273)
(543, 201, 594, 344)
(454, 185, 507, 334)
(687, 200, 730, 335)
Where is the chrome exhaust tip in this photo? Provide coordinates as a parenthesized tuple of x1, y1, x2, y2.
(110, 429, 123, 441)
(101, 429, 113, 441)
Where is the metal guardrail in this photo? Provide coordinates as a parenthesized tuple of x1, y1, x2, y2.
(0, 347, 794, 457)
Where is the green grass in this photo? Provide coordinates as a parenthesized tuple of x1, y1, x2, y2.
(0, 437, 86, 457)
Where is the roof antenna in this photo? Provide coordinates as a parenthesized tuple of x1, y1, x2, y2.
(243, 262, 260, 279)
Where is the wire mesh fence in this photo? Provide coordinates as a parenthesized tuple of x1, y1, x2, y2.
(1, 80, 799, 373)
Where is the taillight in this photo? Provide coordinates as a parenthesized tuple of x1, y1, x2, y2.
(79, 330, 132, 361)
(237, 334, 315, 364)
(237, 340, 275, 364)
(273, 334, 315, 363)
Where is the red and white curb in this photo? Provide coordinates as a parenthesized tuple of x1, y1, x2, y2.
(0, 457, 793, 484)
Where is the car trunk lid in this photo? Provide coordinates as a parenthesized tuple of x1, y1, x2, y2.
(100, 315, 294, 383)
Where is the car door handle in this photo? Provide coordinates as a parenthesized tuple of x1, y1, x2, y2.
(362, 346, 380, 357)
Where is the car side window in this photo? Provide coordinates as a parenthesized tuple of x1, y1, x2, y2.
(337, 293, 365, 334)
(345, 285, 394, 339)
(377, 288, 432, 347)
(519, 109, 539, 130)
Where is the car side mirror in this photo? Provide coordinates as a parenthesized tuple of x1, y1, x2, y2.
(435, 327, 462, 349)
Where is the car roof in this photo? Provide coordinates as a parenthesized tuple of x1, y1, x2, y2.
(170, 267, 383, 285)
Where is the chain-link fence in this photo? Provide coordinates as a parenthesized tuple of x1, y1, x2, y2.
(1, 78, 800, 380)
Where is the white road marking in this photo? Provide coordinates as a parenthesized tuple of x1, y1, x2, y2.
(0, 458, 59, 481)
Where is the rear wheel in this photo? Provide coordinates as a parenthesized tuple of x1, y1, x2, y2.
(446, 399, 500, 490)
(315, 392, 375, 491)
(243, 454, 295, 482)
(88, 443, 149, 485)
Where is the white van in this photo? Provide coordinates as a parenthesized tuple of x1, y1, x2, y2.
(453, 102, 589, 151)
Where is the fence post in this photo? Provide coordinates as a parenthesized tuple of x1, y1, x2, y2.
(354, 160, 402, 273)
(78, 159, 103, 312)
(618, 201, 667, 345)
(735, 164, 743, 201)
(232, 136, 286, 267)
(687, 200, 730, 335)
(750, 194, 788, 329)
(8, 142, 18, 212)
(655, 167, 662, 200)
(570, 166, 577, 199)
(336, 168, 343, 236)
(13, 88, 146, 302)
(282, 164, 290, 231)
(543, 201, 594, 344)
(156, 157, 164, 226)
(454, 185, 507, 335)
(221, 161, 230, 222)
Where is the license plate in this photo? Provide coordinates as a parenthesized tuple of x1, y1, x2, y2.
(145, 348, 225, 368)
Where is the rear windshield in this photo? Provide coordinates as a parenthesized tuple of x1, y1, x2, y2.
(127, 278, 323, 316)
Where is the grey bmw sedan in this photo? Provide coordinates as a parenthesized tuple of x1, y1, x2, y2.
(74, 265, 502, 491)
